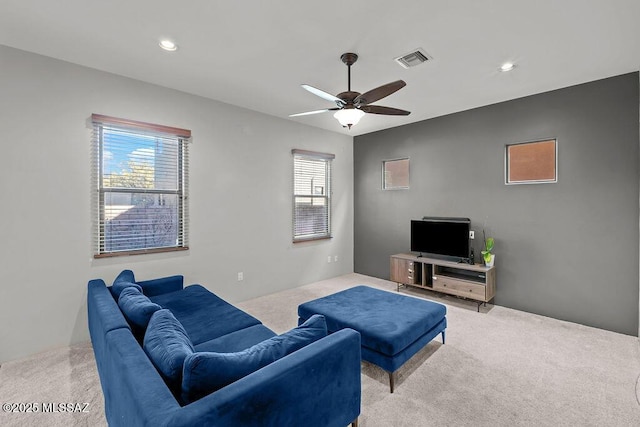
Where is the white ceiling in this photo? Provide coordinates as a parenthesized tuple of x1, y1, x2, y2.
(1, 0, 639, 136)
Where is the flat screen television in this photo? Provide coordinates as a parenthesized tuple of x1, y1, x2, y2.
(411, 217, 471, 262)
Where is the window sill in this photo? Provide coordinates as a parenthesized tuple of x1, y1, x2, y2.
(293, 236, 332, 244)
(94, 246, 189, 259)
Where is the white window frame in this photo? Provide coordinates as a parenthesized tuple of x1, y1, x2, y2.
(382, 157, 410, 190)
(91, 114, 190, 257)
(292, 149, 334, 242)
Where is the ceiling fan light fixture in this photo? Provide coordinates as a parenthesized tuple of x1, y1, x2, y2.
(334, 108, 365, 129)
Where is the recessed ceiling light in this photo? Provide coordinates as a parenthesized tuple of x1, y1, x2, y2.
(499, 62, 515, 72)
(159, 39, 178, 52)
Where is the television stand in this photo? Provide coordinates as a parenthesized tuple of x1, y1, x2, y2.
(390, 253, 496, 312)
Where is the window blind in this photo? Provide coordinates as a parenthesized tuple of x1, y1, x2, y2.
(292, 149, 334, 242)
(91, 114, 190, 257)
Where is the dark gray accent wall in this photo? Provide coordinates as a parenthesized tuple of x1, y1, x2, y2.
(354, 72, 639, 336)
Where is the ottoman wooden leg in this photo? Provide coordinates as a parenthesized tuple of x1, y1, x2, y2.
(389, 371, 395, 393)
(351, 418, 359, 427)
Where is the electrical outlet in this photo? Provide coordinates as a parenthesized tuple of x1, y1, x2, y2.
(334, 255, 338, 262)
(469, 231, 475, 239)
(237, 272, 243, 281)
(327, 256, 332, 263)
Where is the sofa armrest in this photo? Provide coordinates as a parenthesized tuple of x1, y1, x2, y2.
(137, 275, 184, 297)
(169, 328, 362, 427)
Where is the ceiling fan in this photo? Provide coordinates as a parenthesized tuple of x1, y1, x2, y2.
(290, 53, 410, 129)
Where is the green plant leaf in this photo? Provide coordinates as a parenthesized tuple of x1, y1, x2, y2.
(485, 237, 494, 252)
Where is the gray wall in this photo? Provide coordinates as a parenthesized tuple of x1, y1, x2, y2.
(0, 45, 354, 363)
(354, 73, 639, 336)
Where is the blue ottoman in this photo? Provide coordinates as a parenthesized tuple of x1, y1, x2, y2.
(298, 285, 446, 392)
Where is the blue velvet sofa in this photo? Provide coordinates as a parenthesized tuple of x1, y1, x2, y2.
(88, 271, 361, 427)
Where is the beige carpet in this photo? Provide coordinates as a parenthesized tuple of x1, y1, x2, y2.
(1, 273, 640, 426)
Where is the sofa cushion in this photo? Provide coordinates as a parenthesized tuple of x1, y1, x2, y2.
(137, 275, 184, 297)
(181, 314, 327, 403)
(111, 269, 142, 300)
(143, 309, 194, 395)
(194, 324, 276, 353)
(118, 287, 162, 339)
(149, 285, 262, 345)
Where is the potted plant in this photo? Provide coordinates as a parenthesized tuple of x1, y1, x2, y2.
(481, 232, 495, 267)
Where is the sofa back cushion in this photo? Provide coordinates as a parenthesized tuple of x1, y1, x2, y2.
(144, 309, 195, 396)
(111, 269, 142, 300)
(118, 287, 162, 340)
(181, 314, 327, 403)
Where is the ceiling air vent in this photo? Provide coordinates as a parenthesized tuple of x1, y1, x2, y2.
(394, 48, 432, 69)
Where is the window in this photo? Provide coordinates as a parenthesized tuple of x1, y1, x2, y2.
(292, 149, 334, 242)
(383, 158, 409, 189)
(505, 138, 557, 184)
(91, 114, 190, 257)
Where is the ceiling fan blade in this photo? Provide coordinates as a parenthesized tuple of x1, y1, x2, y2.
(354, 80, 406, 106)
(301, 84, 345, 107)
(289, 108, 340, 117)
(361, 105, 411, 116)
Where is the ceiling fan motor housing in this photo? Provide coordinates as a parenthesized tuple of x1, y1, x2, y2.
(336, 91, 360, 106)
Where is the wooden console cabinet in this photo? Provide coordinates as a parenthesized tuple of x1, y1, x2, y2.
(390, 253, 496, 311)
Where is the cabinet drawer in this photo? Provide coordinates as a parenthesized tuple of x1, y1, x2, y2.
(433, 276, 486, 301)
